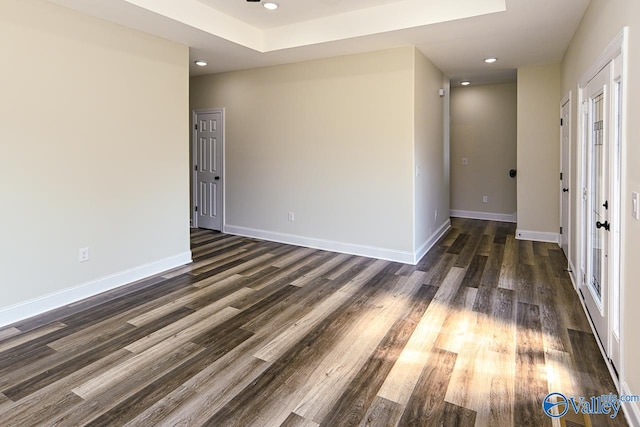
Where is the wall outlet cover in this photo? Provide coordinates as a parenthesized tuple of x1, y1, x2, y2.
(79, 247, 89, 262)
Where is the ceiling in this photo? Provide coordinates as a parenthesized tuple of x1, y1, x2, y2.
(48, 0, 591, 86)
(197, 0, 413, 30)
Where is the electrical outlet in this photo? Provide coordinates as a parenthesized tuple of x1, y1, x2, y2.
(482, 196, 488, 203)
(79, 247, 89, 262)
(633, 192, 639, 220)
(288, 212, 295, 222)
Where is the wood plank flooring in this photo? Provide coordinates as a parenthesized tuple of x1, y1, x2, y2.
(0, 218, 628, 426)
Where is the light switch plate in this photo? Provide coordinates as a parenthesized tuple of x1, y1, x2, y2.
(462, 157, 468, 166)
(633, 192, 639, 220)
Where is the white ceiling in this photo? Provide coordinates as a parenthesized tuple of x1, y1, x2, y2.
(48, 0, 590, 86)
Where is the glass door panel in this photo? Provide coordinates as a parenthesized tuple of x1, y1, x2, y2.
(590, 92, 605, 307)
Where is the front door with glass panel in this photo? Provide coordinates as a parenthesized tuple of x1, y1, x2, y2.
(581, 63, 611, 352)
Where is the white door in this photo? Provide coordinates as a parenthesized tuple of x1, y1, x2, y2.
(581, 63, 611, 352)
(194, 110, 223, 231)
(560, 99, 570, 257)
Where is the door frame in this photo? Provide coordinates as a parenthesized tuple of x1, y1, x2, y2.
(192, 108, 225, 230)
(576, 28, 626, 382)
(609, 53, 623, 373)
(559, 92, 571, 263)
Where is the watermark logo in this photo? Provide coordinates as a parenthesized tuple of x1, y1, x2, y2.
(543, 392, 639, 419)
(543, 392, 569, 418)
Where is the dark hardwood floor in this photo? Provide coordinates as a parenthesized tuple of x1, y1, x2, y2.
(0, 218, 628, 426)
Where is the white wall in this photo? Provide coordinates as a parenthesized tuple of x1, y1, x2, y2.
(562, 0, 640, 422)
(517, 63, 562, 241)
(0, 0, 190, 324)
(413, 48, 449, 256)
(450, 83, 517, 220)
(191, 47, 447, 263)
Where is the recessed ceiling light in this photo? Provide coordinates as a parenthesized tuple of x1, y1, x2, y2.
(263, 2, 278, 10)
(484, 57, 498, 64)
(461, 81, 471, 86)
(195, 60, 208, 67)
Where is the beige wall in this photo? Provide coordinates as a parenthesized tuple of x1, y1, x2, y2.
(450, 83, 517, 217)
(413, 48, 448, 253)
(561, 0, 640, 419)
(0, 0, 190, 319)
(191, 47, 432, 259)
(517, 64, 561, 236)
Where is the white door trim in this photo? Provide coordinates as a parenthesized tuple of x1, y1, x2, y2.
(609, 50, 624, 376)
(578, 29, 626, 88)
(560, 92, 572, 263)
(192, 108, 225, 229)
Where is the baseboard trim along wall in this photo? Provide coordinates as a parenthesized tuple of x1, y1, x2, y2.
(450, 209, 517, 223)
(413, 219, 451, 264)
(0, 251, 193, 328)
(224, 225, 432, 265)
(515, 229, 559, 243)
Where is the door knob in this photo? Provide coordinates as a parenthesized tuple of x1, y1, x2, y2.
(596, 220, 610, 231)
(563, 188, 569, 192)
(214, 176, 220, 181)
(509, 169, 517, 178)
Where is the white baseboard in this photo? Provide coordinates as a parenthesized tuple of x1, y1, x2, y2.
(0, 251, 192, 328)
(515, 229, 559, 243)
(621, 380, 640, 426)
(450, 209, 517, 223)
(224, 225, 417, 265)
(414, 219, 451, 264)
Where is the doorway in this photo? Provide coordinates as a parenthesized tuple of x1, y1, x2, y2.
(192, 109, 224, 231)
(577, 31, 625, 373)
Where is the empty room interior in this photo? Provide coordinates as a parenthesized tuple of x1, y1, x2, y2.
(1, 0, 640, 425)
